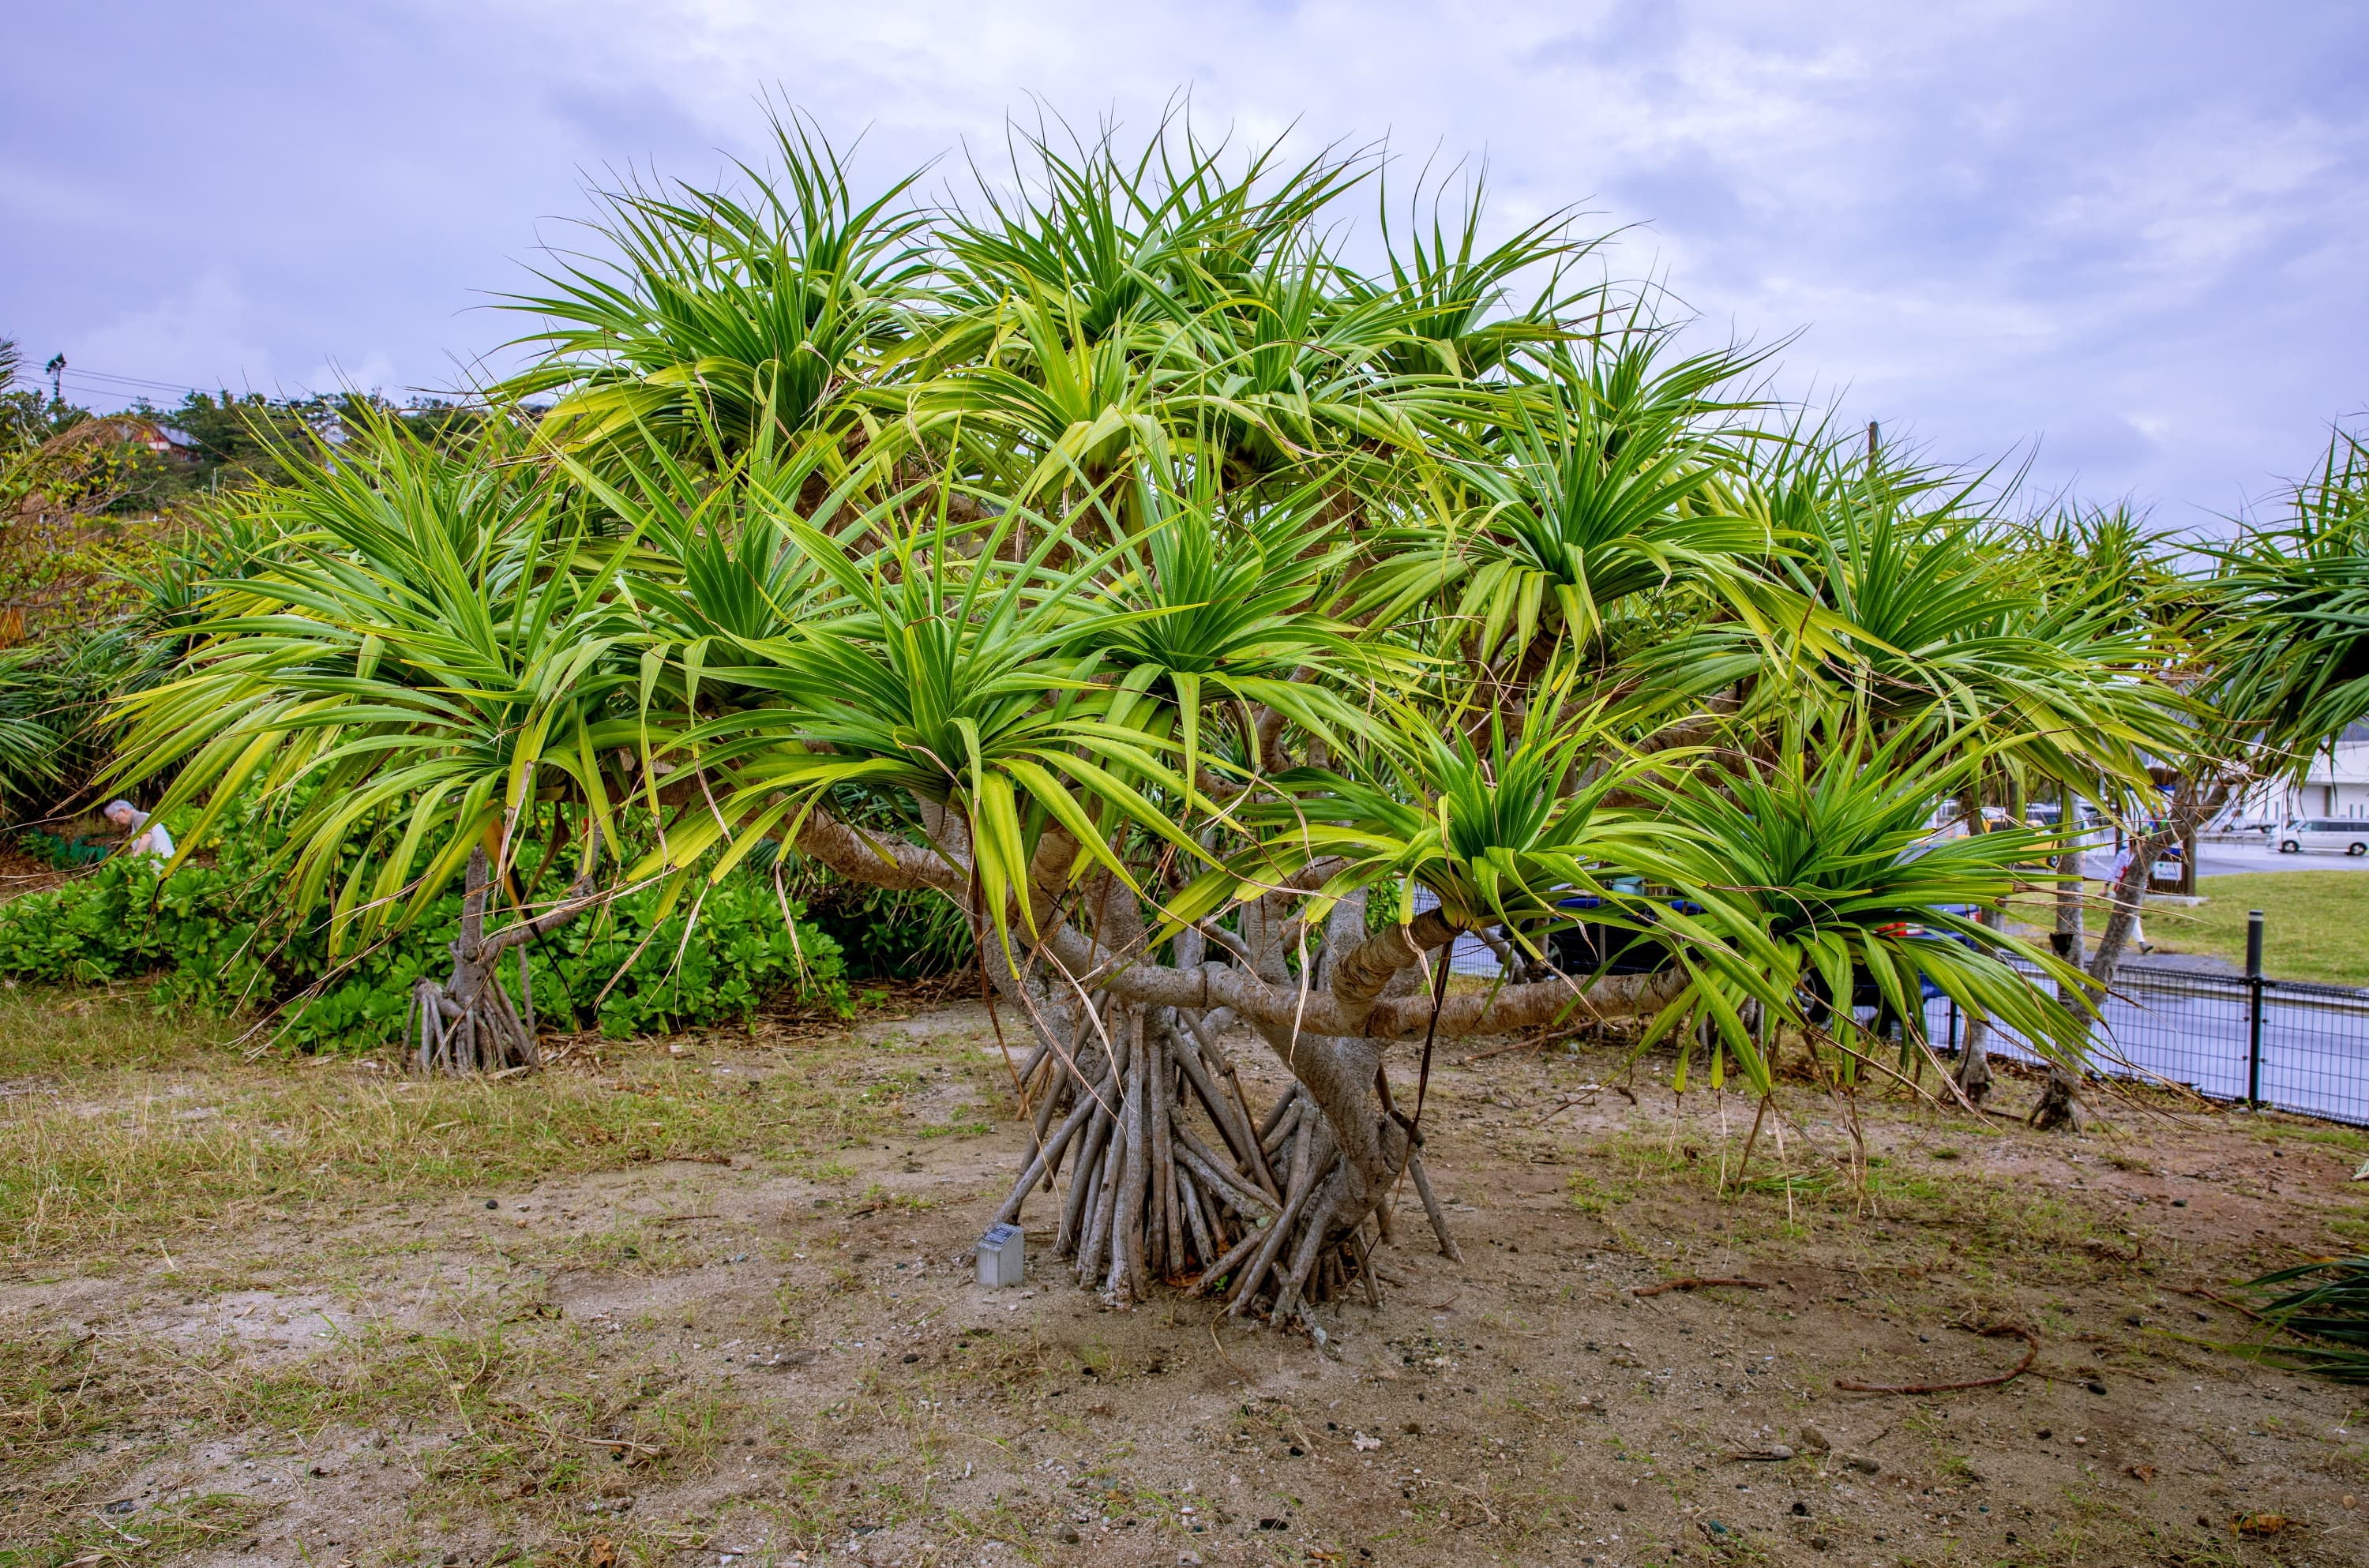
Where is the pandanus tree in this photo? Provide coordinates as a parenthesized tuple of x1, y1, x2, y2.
(2210, 428, 2369, 752)
(107, 418, 641, 1070)
(108, 113, 2138, 1323)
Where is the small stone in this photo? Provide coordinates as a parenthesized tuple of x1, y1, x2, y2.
(1810, 1536, 1831, 1551)
(2084, 1379, 2108, 1395)
(1057, 1525, 1080, 1544)
(2037, 1428, 2053, 1440)
(1796, 1424, 1830, 1453)
(1845, 1454, 1880, 1474)
(2172, 1199, 2187, 1207)
(902, 1353, 921, 1364)
(1177, 1554, 1203, 1566)
(485, 1199, 498, 1210)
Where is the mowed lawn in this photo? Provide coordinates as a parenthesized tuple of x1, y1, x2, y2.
(2144, 869, 2369, 986)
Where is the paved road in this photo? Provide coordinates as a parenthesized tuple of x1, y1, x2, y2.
(2078, 838, 2369, 880)
(1925, 969, 2369, 1128)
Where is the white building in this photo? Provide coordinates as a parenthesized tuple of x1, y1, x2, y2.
(2235, 722, 2369, 823)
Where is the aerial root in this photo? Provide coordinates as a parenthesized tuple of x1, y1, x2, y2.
(998, 1000, 1394, 1320)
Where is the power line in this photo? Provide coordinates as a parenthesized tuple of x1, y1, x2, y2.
(61, 367, 223, 396)
(55, 380, 195, 411)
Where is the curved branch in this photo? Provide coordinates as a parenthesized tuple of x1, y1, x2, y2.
(1327, 907, 1462, 1031)
(792, 810, 970, 898)
(1100, 946, 1686, 1040)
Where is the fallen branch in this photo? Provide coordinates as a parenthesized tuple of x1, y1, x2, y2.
(1632, 1277, 1770, 1298)
(1522, 1086, 1602, 1128)
(2176, 1282, 2277, 1328)
(1833, 1323, 2038, 1394)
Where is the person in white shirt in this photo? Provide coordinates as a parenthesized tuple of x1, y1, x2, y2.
(103, 800, 175, 863)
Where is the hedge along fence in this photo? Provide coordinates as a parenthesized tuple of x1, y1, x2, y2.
(0, 804, 858, 1050)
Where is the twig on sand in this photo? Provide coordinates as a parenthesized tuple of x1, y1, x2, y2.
(1522, 1086, 1602, 1128)
(1209, 1317, 1249, 1379)
(1834, 1324, 2038, 1395)
(1632, 1277, 1770, 1298)
(487, 1412, 663, 1454)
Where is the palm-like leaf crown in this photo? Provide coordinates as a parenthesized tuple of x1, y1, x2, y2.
(499, 111, 934, 454)
(98, 111, 2192, 1080)
(2210, 427, 2369, 757)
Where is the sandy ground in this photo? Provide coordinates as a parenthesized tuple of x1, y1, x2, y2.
(5, 1000, 2367, 1568)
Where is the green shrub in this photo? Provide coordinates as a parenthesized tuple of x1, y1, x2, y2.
(0, 814, 849, 1051)
(15, 827, 110, 867)
(783, 861, 974, 979)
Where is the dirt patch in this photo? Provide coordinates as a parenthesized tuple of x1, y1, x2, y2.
(3, 1000, 2366, 1566)
(0, 840, 68, 906)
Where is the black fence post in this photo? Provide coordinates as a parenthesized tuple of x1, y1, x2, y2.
(2246, 910, 2266, 1109)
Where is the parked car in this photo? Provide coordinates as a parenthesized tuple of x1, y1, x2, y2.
(2277, 817, 2369, 856)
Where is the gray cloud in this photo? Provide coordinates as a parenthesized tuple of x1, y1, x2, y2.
(4, 0, 2363, 526)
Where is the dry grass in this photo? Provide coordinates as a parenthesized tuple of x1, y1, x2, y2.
(0, 985, 987, 1267)
(2, 984, 2366, 1566)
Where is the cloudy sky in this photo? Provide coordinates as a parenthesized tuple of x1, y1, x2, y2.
(5, 1, 2363, 527)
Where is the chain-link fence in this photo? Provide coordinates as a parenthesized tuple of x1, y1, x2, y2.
(1421, 889, 2369, 1130)
(1924, 964, 2369, 1129)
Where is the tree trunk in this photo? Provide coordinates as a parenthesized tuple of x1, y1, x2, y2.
(1952, 793, 1999, 1105)
(790, 808, 1687, 1321)
(2034, 812, 2169, 1130)
(2037, 771, 2238, 1131)
(2032, 787, 2094, 1130)
(413, 842, 600, 1075)
(1954, 900, 1999, 1106)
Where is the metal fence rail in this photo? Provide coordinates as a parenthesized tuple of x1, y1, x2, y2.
(1425, 890, 2369, 1129)
(1932, 964, 2369, 1130)
(1461, 942, 2369, 1127)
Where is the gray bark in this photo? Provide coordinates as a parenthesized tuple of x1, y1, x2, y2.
(783, 805, 1684, 1319)
(415, 842, 601, 1075)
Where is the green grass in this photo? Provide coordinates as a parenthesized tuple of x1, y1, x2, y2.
(2141, 871, 2369, 986)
